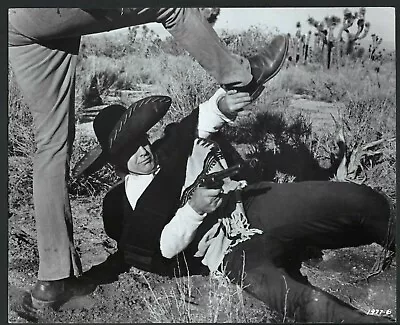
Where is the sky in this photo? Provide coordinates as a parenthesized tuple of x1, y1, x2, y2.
(149, 7, 395, 51)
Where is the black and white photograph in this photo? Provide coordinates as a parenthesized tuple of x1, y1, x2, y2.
(8, 7, 396, 323)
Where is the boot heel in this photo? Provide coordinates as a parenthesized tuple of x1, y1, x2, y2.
(31, 295, 58, 310)
(251, 86, 265, 101)
(31, 293, 69, 310)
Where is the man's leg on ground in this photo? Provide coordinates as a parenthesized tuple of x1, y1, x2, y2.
(242, 181, 394, 253)
(225, 249, 384, 323)
(224, 181, 395, 322)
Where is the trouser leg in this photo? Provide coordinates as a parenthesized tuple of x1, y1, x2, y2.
(222, 181, 395, 322)
(226, 253, 383, 323)
(242, 181, 394, 258)
(157, 8, 252, 86)
(9, 8, 252, 87)
(9, 24, 81, 281)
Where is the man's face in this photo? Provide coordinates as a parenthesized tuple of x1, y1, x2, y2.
(126, 136, 156, 175)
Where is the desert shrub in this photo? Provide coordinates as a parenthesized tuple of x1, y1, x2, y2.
(8, 156, 34, 211)
(151, 54, 217, 127)
(220, 25, 276, 57)
(280, 60, 396, 105)
(8, 67, 35, 210)
(76, 54, 160, 111)
(80, 26, 163, 60)
(80, 32, 130, 59)
(8, 68, 35, 157)
(143, 270, 276, 323)
(343, 97, 395, 144)
(340, 92, 396, 196)
(76, 55, 122, 108)
(69, 126, 120, 197)
(222, 109, 312, 152)
(279, 65, 349, 102)
(160, 24, 276, 59)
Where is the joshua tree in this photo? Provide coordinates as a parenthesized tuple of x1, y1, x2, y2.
(340, 8, 371, 56)
(370, 33, 383, 60)
(307, 16, 327, 65)
(304, 30, 312, 63)
(287, 22, 302, 66)
(308, 8, 371, 69)
(294, 22, 302, 64)
(324, 15, 341, 69)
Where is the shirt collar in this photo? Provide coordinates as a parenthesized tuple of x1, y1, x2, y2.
(128, 164, 161, 177)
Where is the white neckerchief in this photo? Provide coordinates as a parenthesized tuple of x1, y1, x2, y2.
(124, 165, 160, 210)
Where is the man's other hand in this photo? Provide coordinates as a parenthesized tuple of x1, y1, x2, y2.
(218, 90, 251, 118)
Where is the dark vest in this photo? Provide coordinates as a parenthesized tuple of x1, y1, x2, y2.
(116, 109, 200, 275)
(101, 108, 251, 275)
(118, 161, 188, 274)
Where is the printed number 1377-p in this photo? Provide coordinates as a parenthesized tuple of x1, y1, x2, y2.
(367, 309, 392, 317)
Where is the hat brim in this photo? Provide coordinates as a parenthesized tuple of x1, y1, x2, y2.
(72, 95, 171, 179)
(108, 96, 171, 156)
(72, 144, 107, 179)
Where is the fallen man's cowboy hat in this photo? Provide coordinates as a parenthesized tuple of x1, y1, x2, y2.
(72, 96, 172, 178)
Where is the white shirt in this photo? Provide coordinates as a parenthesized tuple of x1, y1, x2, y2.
(125, 88, 230, 210)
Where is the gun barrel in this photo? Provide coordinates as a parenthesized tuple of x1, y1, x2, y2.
(200, 158, 259, 187)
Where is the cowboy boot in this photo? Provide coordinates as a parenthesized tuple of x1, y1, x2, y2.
(226, 34, 289, 101)
(30, 276, 96, 310)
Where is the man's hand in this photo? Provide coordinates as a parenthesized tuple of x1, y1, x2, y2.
(189, 186, 224, 215)
(218, 90, 251, 118)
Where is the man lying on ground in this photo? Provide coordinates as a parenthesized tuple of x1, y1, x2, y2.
(75, 89, 395, 323)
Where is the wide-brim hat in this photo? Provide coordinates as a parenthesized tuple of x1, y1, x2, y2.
(72, 95, 171, 178)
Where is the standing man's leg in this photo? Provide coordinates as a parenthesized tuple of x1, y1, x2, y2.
(9, 24, 94, 308)
(9, 8, 289, 100)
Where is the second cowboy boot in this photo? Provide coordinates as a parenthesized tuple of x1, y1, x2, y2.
(228, 34, 289, 100)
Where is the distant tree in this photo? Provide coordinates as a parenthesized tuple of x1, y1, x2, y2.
(294, 22, 302, 64)
(307, 8, 371, 69)
(304, 30, 312, 62)
(340, 8, 370, 56)
(307, 17, 327, 64)
(370, 33, 383, 60)
(324, 15, 341, 69)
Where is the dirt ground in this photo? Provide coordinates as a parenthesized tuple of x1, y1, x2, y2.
(8, 97, 396, 323)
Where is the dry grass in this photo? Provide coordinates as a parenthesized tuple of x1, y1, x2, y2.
(142, 258, 275, 323)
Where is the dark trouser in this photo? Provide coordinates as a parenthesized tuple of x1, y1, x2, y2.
(8, 8, 252, 281)
(224, 181, 394, 323)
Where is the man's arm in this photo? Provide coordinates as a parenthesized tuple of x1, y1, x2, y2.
(160, 185, 222, 258)
(197, 88, 250, 138)
(159, 202, 205, 258)
(159, 89, 251, 258)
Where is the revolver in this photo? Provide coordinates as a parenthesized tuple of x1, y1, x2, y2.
(199, 158, 258, 188)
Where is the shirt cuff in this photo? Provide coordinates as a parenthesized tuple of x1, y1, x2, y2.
(159, 202, 206, 258)
(198, 88, 234, 137)
(180, 201, 207, 222)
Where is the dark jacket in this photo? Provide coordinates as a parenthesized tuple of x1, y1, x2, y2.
(102, 108, 250, 275)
